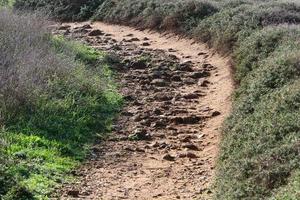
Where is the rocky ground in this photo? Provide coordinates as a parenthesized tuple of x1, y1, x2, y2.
(53, 22, 233, 200)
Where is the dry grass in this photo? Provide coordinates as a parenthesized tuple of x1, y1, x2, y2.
(0, 9, 74, 123)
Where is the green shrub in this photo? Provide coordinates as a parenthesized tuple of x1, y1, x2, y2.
(215, 47, 300, 198)
(194, 1, 300, 51)
(0, 9, 122, 199)
(14, 0, 105, 21)
(234, 27, 289, 80)
(93, 0, 218, 33)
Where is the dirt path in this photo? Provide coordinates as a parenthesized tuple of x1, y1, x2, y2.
(54, 22, 234, 200)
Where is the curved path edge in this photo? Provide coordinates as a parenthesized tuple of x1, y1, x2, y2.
(55, 21, 234, 200)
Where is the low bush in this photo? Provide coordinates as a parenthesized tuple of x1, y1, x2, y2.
(93, 0, 219, 33)
(194, 1, 300, 51)
(0, 9, 122, 199)
(14, 0, 105, 21)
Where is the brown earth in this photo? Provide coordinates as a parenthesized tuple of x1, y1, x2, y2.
(53, 21, 234, 200)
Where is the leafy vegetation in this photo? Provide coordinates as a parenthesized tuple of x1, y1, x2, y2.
(11, 0, 300, 199)
(14, 0, 106, 21)
(0, 9, 122, 199)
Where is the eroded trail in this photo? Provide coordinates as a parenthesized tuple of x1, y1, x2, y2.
(54, 22, 233, 200)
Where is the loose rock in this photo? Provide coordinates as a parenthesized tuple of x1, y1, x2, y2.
(88, 29, 103, 36)
(182, 143, 199, 151)
(67, 190, 80, 197)
(130, 60, 147, 69)
(173, 116, 202, 125)
(163, 154, 176, 161)
(142, 42, 150, 46)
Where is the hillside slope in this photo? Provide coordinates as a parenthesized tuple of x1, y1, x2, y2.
(11, 0, 300, 199)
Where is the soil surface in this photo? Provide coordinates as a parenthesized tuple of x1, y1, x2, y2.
(53, 22, 234, 200)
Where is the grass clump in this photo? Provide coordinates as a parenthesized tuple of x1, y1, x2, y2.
(0, 9, 122, 199)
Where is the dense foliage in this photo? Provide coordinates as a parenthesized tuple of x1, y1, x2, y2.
(12, 0, 300, 199)
(0, 9, 122, 199)
(14, 0, 105, 21)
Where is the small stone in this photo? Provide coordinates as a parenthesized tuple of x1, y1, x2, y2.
(198, 79, 210, 87)
(203, 63, 214, 69)
(182, 143, 199, 151)
(135, 147, 145, 153)
(190, 71, 210, 79)
(140, 119, 151, 127)
(125, 146, 134, 151)
(163, 154, 176, 161)
(151, 142, 160, 148)
(88, 29, 103, 36)
(183, 93, 200, 100)
(81, 24, 92, 29)
(121, 111, 134, 116)
(184, 77, 198, 85)
(124, 95, 135, 101)
(67, 190, 80, 197)
(178, 153, 187, 158)
(177, 64, 194, 72)
(173, 116, 202, 124)
(129, 128, 151, 140)
(153, 108, 162, 115)
(154, 93, 173, 101)
(212, 111, 221, 117)
(151, 79, 166, 87)
(171, 75, 182, 82)
(152, 120, 167, 129)
(130, 37, 140, 42)
(142, 42, 151, 46)
(186, 152, 198, 159)
(168, 48, 177, 52)
(133, 114, 143, 122)
(169, 54, 178, 60)
(180, 136, 192, 143)
(130, 60, 147, 69)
